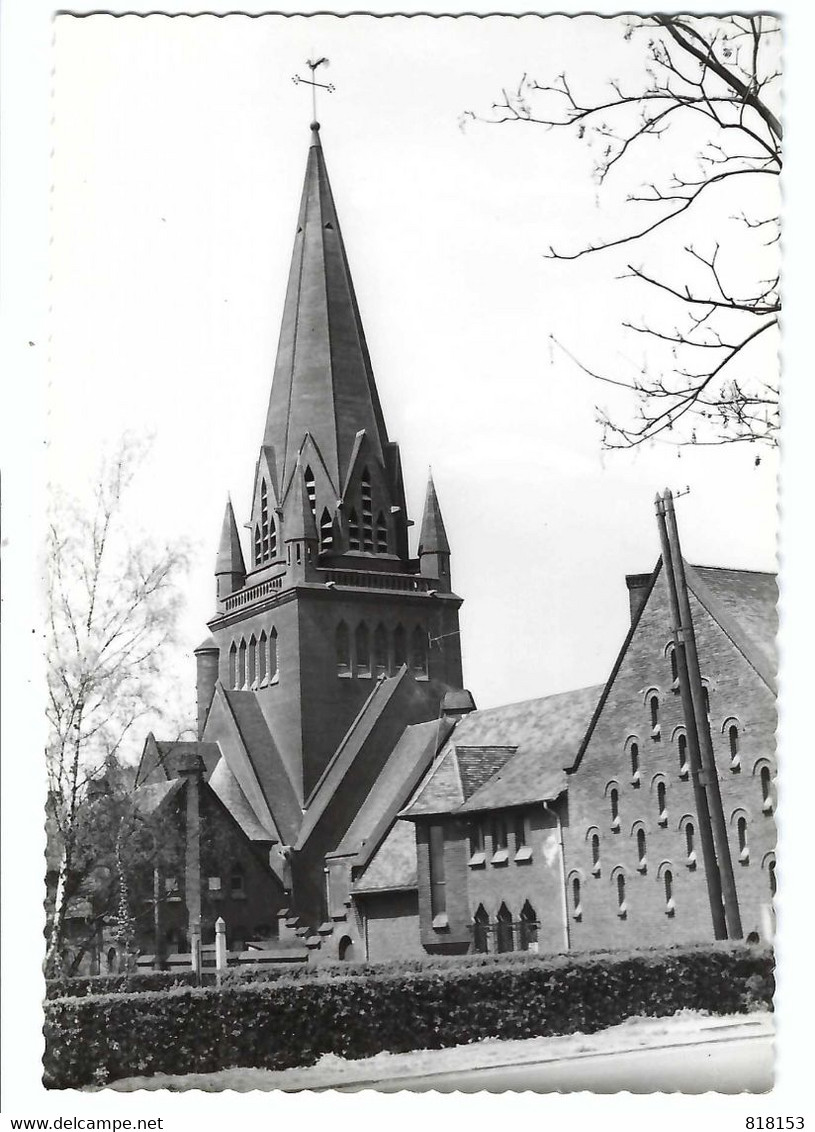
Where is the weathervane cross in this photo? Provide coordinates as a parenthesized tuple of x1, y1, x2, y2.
(291, 57, 335, 123)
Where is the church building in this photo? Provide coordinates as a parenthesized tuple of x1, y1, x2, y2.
(133, 121, 777, 967)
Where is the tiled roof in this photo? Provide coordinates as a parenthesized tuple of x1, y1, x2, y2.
(222, 690, 302, 844)
(456, 746, 518, 799)
(331, 717, 454, 865)
(403, 684, 602, 818)
(688, 565, 777, 689)
(352, 818, 417, 893)
(131, 779, 182, 815)
(208, 758, 278, 843)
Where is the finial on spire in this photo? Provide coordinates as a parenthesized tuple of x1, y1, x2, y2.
(292, 57, 335, 127)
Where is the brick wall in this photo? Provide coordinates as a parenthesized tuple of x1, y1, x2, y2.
(564, 569, 776, 950)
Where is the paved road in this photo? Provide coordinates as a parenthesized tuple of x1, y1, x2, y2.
(337, 1032, 773, 1094)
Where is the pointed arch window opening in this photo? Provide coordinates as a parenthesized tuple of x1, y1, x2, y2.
(269, 627, 278, 682)
(411, 625, 428, 679)
(320, 508, 334, 552)
(519, 901, 539, 951)
(248, 635, 257, 688)
(393, 624, 407, 670)
(373, 624, 388, 677)
(254, 525, 262, 566)
(258, 630, 268, 686)
(304, 466, 317, 522)
(355, 622, 371, 677)
(238, 639, 247, 689)
(348, 508, 361, 552)
(228, 642, 237, 689)
(336, 622, 351, 677)
(376, 511, 388, 554)
(496, 903, 513, 953)
(260, 480, 271, 561)
(361, 469, 374, 552)
(473, 904, 489, 954)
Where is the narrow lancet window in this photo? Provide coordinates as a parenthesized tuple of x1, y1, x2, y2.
(320, 508, 333, 551)
(376, 512, 388, 553)
(336, 622, 350, 676)
(361, 469, 373, 552)
(348, 509, 361, 552)
(304, 466, 316, 520)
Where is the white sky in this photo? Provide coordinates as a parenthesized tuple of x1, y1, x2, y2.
(49, 13, 779, 721)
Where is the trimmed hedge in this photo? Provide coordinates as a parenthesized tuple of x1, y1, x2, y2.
(43, 943, 773, 1088)
(46, 939, 738, 998)
(45, 971, 216, 1001)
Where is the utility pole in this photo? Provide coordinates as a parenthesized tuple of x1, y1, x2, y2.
(660, 489, 743, 939)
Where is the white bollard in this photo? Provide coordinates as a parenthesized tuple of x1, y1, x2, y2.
(215, 916, 228, 986)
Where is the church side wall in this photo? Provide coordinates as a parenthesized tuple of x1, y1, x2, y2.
(563, 573, 776, 950)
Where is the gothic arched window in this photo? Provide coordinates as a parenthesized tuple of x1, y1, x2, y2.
(248, 634, 257, 687)
(411, 625, 428, 678)
(238, 639, 247, 689)
(228, 641, 237, 689)
(320, 508, 333, 551)
(473, 904, 489, 954)
(496, 903, 513, 953)
(376, 512, 388, 553)
(393, 624, 407, 669)
(520, 901, 538, 950)
(269, 627, 278, 681)
(304, 465, 316, 520)
(373, 624, 388, 676)
(361, 469, 373, 551)
(348, 508, 361, 552)
(254, 525, 261, 566)
(261, 480, 269, 559)
(355, 622, 370, 677)
(336, 622, 350, 676)
(258, 630, 267, 685)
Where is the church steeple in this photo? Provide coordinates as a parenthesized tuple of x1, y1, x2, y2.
(262, 122, 392, 508)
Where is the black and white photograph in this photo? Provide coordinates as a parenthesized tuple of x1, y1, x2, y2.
(1, 0, 813, 1121)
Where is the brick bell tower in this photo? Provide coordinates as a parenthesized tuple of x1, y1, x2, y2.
(201, 122, 464, 805)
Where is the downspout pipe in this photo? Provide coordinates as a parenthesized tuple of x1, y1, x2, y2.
(662, 489, 743, 940)
(543, 799, 570, 952)
(655, 493, 727, 941)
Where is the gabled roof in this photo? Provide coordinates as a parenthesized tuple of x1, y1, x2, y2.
(221, 690, 302, 844)
(402, 685, 602, 818)
(135, 734, 221, 787)
(569, 558, 777, 773)
(329, 716, 455, 869)
(262, 123, 390, 498)
(208, 758, 278, 844)
(295, 670, 410, 850)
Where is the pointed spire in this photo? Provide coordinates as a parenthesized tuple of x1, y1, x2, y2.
(418, 473, 450, 556)
(262, 126, 391, 499)
(285, 459, 319, 542)
(215, 498, 246, 577)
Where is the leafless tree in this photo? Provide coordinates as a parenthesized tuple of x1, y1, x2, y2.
(463, 14, 781, 451)
(45, 437, 191, 974)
